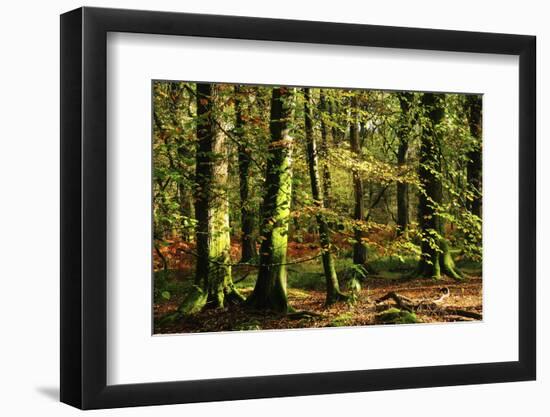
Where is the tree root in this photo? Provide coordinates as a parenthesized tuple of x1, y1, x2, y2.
(375, 288, 481, 320)
(286, 310, 326, 320)
(443, 308, 482, 320)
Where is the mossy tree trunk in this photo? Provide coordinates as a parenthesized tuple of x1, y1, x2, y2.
(304, 88, 347, 305)
(349, 95, 368, 265)
(416, 93, 463, 280)
(396, 92, 414, 237)
(465, 95, 482, 219)
(182, 83, 243, 314)
(247, 87, 295, 313)
(235, 86, 258, 262)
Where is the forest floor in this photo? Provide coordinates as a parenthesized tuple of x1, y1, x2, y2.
(153, 236, 482, 334)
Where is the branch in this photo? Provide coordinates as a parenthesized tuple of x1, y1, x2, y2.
(376, 288, 482, 320)
(365, 185, 389, 221)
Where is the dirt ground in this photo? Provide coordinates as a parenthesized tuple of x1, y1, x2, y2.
(154, 276, 482, 334)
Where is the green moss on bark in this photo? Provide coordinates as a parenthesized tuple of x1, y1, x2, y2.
(247, 87, 295, 313)
(181, 83, 243, 316)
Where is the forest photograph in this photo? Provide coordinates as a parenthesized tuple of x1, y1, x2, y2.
(152, 81, 483, 334)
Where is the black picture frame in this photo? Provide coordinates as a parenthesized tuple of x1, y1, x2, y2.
(60, 6, 536, 410)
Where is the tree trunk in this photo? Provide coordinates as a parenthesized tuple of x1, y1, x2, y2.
(182, 83, 243, 314)
(349, 95, 368, 265)
(304, 89, 347, 305)
(318, 90, 333, 210)
(396, 93, 413, 236)
(416, 93, 462, 280)
(329, 95, 343, 144)
(247, 87, 295, 312)
(235, 86, 258, 262)
(465, 95, 482, 219)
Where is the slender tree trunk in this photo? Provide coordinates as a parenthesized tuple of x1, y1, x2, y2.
(181, 83, 243, 314)
(416, 93, 462, 280)
(318, 90, 333, 210)
(396, 146, 409, 235)
(349, 95, 368, 265)
(465, 95, 482, 219)
(235, 86, 258, 262)
(304, 89, 347, 305)
(396, 93, 413, 236)
(247, 87, 295, 312)
(330, 96, 343, 144)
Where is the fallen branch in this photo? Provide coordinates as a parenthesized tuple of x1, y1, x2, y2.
(376, 291, 414, 311)
(376, 288, 481, 320)
(443, 308, 482, 320)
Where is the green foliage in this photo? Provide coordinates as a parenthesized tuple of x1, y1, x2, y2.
(369, 255, 418, 273)
(153, 270, 190, 304)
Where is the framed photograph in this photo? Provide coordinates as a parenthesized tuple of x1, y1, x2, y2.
(60, 6, 536, 410)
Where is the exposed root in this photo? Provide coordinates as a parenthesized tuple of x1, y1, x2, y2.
(178, 286, 208, 315)
(286, 310, 326, 320)
(444, 308, 482, 320)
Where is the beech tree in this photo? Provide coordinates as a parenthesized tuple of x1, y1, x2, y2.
(303, 88, 347, 304)
(416, 93, 463, 280)
(235, 86, 258, 262)
(349, 94, 368, 265)
(318, 89, 333, 209)
(246, 87, 295, 312)
(395, 92, 414, 237)
(180, 83, 244, 314)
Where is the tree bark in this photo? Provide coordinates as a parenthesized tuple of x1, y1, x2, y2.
(396, 93, 413, 236)
(318, 90, 333, 210)
(416, 93, 462, 280)
(182, 83, 243, 314)
(349, 95, 368, 265)
(235, 86, 258, 262)
(304, 89, 347, 305)
(247, 87, 295, 312)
